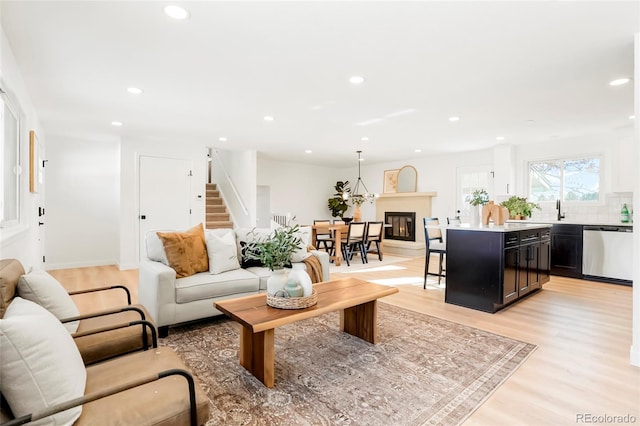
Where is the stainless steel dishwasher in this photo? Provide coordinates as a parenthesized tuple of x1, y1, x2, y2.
(582, 225, 633, 285)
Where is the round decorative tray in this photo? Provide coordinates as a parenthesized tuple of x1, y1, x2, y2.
(267, 289, 317, 310)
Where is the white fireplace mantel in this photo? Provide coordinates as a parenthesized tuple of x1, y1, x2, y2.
(376, 192, 437, 199)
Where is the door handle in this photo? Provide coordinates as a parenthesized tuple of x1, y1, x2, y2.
(140, 215, 146, 220)
(38, 222, 44, 226)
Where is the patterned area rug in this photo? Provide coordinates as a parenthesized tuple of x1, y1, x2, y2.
(161, 303, 536, 426)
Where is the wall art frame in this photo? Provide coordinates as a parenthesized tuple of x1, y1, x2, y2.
(383, 169, 399, 193)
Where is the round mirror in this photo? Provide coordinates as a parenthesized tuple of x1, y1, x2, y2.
(396, 165, 417, 192)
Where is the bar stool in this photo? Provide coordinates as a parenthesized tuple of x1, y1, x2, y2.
(423, 217, 446, 288)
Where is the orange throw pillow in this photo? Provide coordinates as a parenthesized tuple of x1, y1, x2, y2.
(157, 224, 209, 278)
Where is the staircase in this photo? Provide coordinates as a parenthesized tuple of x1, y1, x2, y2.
(205, 183, 234, 229)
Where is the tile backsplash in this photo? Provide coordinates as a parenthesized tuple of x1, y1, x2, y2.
(530, 192, 634, 224)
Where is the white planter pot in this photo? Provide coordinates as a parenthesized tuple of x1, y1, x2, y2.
(469, 205, 480, 226)
(267, 269, 289, 296)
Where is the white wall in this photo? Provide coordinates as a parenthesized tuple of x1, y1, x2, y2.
(0, 27, 44, 269)
(45, 136, 119, 269)
(257, 157, 339, 226)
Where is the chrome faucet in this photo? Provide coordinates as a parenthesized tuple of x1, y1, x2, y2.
(556, 199, 565, 221)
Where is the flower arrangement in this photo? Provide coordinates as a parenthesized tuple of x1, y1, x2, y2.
(466, 189, 490, 206)
(243, 222, 302, 271)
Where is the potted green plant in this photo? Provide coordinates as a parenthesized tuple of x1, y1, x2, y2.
(465, 189, 489, 225)
(244, 223, 303, 295)
(328, 181, 351, 219)
(500, 196, 541, 219)
(244, 223, 302, 271)
(465, 189, 490, 207)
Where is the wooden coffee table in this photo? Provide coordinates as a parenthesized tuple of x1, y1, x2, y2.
(214, 277, 398, 387)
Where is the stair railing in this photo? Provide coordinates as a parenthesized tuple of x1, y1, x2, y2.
(209, 149, 249, 226)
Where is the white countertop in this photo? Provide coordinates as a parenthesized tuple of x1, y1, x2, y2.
(506, 219, 633, 227)
(446, 223, 552, 233)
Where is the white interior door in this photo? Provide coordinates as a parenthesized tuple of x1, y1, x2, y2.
(139, 155, 192, 260)
(456, 166, 494, 222)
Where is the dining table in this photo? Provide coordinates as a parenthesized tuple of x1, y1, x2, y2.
(310, 223, 349, 266)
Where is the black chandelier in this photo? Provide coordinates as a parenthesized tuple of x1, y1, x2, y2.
(349, 150, 377, 205)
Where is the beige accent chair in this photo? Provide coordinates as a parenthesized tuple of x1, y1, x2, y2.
(0, 259, 154, 365)
(0, 259, 209, 425)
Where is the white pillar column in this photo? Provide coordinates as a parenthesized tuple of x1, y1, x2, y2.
(630, 32, 640, 367)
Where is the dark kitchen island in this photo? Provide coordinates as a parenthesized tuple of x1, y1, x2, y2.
(444, 223, 552, 313)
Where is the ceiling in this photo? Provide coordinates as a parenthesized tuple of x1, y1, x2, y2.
(1, 1, 638, 168)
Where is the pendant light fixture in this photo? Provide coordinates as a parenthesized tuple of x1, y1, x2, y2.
(350, 150, 378, 204)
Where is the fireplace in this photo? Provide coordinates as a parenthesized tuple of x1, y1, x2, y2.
(384, 212, 416, 242)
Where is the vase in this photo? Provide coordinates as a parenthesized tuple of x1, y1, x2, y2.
(289, 264, 313, 297)
(353, 205, 362, 222)
(469, 205, 480, 226)
(284, 279, 303, 297)
(267, 269, 289, 296)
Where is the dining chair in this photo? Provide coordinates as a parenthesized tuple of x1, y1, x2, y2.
(423, 217, 447, 288)
(364, 221, 384, 261)
(340, 222, 367, 266)
(313, 219, 333, 252)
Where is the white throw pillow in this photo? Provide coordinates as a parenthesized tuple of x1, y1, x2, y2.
(207, 231, 241, 274)
(18, 268, 80, 333)
(0, 297, 86, 426)
(291, 226, 312, 263)
(145, 230, 170, 265)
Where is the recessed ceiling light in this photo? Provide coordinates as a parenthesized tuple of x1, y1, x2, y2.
(609, 77, 631, 86)
(349, 75, 365, 85)
(630, 115, 636, 120)
(164, 5, 190, 20)
(414, 149, 422, 153)
(111, 121, 123, 126)
(219, 137, 227, 142)
(127, 87, 143, 95)
(526, 120, 536, 124)
(305, 150, 312, 154)
(361, 137, 369, 141)
(496, 136, 505, 141)
(448, 116, 460, 122)
(263, 116, 274, 121)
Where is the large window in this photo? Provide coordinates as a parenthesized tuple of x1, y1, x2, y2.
(529, 157, 601, 202)
(1, 90, 21, 228)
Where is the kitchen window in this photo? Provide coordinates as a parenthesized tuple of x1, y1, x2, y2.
(529, 157, 601, 203)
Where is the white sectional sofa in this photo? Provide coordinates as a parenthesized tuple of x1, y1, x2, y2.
(139, 227, 330, 336)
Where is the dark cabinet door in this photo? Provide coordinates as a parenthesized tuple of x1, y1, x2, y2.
(518, 242, 540, 295)
(540, 240, 551, 283)
(518, 247, 529, 296)
(503, 247, 519, 304)
(526, 242, 541, 291)
(550, 230, 583, 278)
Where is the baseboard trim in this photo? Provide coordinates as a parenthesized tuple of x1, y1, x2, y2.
(631, 345, 640, 367)
(45, 259, 116, 271)
(117, 262, 139, 271)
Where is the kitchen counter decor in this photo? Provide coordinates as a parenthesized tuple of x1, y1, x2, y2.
(500, 196, 540, 220)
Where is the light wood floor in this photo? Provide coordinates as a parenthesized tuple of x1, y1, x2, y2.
(50, 257, 640, 426)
